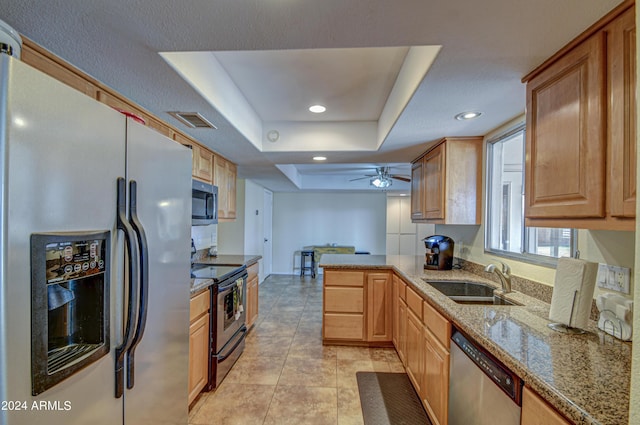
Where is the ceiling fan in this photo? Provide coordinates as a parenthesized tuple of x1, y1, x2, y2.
(349, 167, 411, 188)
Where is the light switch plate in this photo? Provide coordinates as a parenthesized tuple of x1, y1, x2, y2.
(596, 263, 630, 294)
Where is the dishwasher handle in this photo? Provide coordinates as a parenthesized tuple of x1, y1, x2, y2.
(451, 327, 523, 405)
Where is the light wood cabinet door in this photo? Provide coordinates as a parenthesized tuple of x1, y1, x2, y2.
(422, 327, 450, 425)
(405, 308, 423, 394)
(392, 276, 400, 349)
(608, 6, 636, 218)
(188, 312, 209, 405)
(521, 386, 571, 425)
(214, 156, 237, 220)
(411, 160, 425, 220)
(366, 272, 392, 343)
(525, 32, 606, 219)
(246, 275, 259, 329)
(194, 146, 214, 183)
(423, 144, 445, 220)
(398, 297, 407, 366)
(411, 137, 482, 224)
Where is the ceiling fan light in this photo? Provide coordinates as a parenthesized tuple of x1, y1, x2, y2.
(370, 176, 392, 188)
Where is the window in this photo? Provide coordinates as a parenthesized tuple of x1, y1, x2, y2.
(485, 125, 576, 265)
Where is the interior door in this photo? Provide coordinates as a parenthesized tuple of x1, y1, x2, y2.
(263, 189, 273, 281)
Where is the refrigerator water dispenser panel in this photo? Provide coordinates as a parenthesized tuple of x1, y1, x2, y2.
(30, 231, 111, 396)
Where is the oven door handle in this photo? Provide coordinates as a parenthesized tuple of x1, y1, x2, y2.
(114, 177, 139, 399)
(126, 180, 149, 390)
(217, 273, 248, 293)
(217, 326, 247, 362)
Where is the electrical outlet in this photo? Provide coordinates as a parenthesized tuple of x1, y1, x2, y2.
(596, 263, 630, 294)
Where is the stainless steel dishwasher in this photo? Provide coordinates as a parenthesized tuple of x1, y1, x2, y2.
(448, 327, 523, 425)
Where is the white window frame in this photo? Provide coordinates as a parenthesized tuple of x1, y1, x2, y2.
(484, 124, 577, 267)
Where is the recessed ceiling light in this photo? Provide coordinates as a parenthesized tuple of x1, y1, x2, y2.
(309, 105, 326, 113)
(455, 111, 482, 121)
(313, 156, 327, 161)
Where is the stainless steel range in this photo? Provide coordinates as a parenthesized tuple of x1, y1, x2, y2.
(191, 264, 248, 389)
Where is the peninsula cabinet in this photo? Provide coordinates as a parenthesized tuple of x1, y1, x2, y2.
(322, 269, 393, 345)
(411, 137, 483, 224)
(521, 386, 572, 425)
(188, 290, 210, 405)
(405, 286, 424, 393)
(522, 2, 635, 231)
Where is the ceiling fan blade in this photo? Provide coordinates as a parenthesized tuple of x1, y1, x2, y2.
(349, 176, 372, 182)
(391, 175, 411, 182)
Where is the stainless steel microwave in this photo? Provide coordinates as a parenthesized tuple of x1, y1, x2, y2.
(192, 180, 218, 225)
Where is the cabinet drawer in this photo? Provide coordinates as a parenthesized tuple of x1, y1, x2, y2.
(406, 286, 423, 319)
(423, 301, 451, 349)
(325, 287, 364, 313)
(324, 270, 364, 287)
(247, 262, 259, 281)
(190, 290, 210, 323)
(323, 313, 364, 340)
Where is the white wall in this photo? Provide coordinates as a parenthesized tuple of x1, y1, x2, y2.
(243, 180, 268, 282)
(272, 192, 387, 273)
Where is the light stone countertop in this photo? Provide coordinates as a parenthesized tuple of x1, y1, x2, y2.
(319, 254, 631, 425)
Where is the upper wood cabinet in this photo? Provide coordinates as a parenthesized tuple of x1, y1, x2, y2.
(173, 133, 214, 184)
(523, 2, 635, 231)
(214, 156, 237, 220)
(411, 137, 483, 224)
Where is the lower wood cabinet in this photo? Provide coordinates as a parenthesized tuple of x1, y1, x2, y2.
(405, 307, 423, 394)
(422, 326, 450, 425)
(521, 386, 572, 425)
(366, 272, 392, 342)
(392, 275, 407, 365)
(246, 262, 259, 329)
(322, 269, 392, 344)
(188, 290, 210, 405)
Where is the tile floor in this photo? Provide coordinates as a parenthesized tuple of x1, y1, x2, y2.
(189, 274, 405, 425)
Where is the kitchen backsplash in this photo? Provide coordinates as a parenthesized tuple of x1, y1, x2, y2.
(191, 224, 217, 251)
(458, 257, 600, 320)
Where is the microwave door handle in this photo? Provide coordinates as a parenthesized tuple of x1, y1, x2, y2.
(114, 177, 140, 399)
(126, 180, 150, 390)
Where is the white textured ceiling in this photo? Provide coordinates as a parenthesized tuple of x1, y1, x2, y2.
(0, 0, 624, 192)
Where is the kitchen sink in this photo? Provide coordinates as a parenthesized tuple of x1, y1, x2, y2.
(423, 280, 521, 306)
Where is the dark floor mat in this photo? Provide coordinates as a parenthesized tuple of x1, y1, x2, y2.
(356, 372, 432, 425)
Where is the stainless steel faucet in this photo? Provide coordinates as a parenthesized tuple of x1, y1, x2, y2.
(484, 262, 512, 293)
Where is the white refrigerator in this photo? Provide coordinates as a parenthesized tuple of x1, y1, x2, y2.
(0, 54, 192, 424)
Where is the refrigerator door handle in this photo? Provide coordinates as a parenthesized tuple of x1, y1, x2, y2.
(114, 177, 140, 398)
(126, 180, 149, 390)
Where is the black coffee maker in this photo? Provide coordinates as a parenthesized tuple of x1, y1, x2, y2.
(423, 235, 454, 270)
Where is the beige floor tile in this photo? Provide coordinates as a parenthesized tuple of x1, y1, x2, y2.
(253, 320, 299, 337)
(278, 356, 337, 387)
(335, 346, 391, 361)
(224, 355, 285, 386)
(188, 391, 210, 421)
(243, 334, 292, 358)
(337, 387, 364, 425)
(288, 341, 338, 360)
(337, 359, 391, 388)
(190, 383, 275, 425)
(263, 386, 338, 425)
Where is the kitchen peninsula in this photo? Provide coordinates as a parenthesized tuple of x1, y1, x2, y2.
(319, 254, 631, 425)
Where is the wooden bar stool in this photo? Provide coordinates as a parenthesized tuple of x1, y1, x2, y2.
(300, 250, 316, 278)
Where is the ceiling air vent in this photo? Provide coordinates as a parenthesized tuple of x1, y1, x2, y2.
(168, 112, 217, 129)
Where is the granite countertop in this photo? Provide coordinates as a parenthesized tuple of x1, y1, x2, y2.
(319, 254, 631, 425)
(190, 255, 262, 296)
(193, 254, 261, 267)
